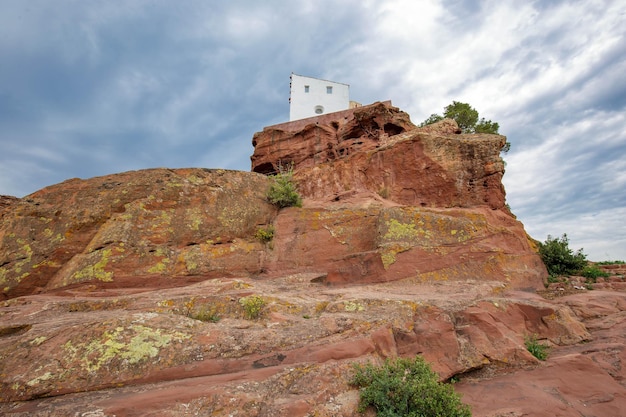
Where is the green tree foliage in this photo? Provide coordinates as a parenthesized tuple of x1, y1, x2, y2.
(442, 101, 480, 133)
(538, 234, 587, 276)
(266, 167, 302, 208)
(351, 356, 472, 417)
(475, 118, 500, 135)
(420, 113, 444, 126)
(420, 101, 509, 152)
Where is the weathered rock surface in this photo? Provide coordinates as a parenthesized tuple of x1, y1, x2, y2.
(1, 276, 625, 416)
(2, 102, 623, 415)
(0, 195, 19, 215)
(457, 290, 626, 417)
(251, 102, 416, 175)
(251, 102, 508, 210)
(0, 169, 545, 299)
(0, 169, 276, 300)
(267, 205, 545, 289)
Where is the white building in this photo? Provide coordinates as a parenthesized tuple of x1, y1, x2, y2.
(289, 73, 350, 121)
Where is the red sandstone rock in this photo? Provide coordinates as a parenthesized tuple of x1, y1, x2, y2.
(0, 169, 276, 299)
(457, 290, 626, 417)
(265, 205, 546, 289)
(1, 279, 623, 415)
(251, 101, 416, 175)
(0, 195, 19, 220)
(251, 101, 508, 210)
(1, 101, 607, 415)
(1, 169, 545, 300)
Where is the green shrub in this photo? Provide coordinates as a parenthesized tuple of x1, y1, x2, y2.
(524, 334, 549, 361)
(538, 234, 587, 276)
(255, 225, 275, 243)
(239, 295, 266, 319)
(581, 265, 609, 282)
(351, 356, 471, 417)
(266, 168, 302, 208)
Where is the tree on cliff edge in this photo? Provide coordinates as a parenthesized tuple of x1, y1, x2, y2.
(420, 101, 510, 152)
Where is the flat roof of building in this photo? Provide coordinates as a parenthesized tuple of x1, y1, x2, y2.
(291, 73, 350, 87)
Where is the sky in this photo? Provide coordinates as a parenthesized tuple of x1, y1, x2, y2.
(1, 0, 625, 261)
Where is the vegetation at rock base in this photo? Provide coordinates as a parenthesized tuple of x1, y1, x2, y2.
(254, 225, 275, 243)
(266, 166, 302, 208)
(538, 234, 587, 277)
(190, 306, 221, 322)
(351, 356, 472, 416)
(420, 101, 510, 152)
(581, 265, 610, 282)
(239, 295, 266, 319)
(525, 334, 550, 361)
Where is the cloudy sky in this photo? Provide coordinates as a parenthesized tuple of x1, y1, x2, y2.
(1, 0, 625, 261)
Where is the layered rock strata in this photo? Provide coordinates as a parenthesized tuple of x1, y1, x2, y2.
(251, 101, 508, 210)
(0, 102, 588, 416)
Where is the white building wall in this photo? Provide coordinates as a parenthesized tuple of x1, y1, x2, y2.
(289, 73, 350, 121)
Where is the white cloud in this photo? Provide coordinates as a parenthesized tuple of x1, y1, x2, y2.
(522, 206, 626, 262)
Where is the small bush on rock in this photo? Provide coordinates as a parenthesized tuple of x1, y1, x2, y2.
(351, 356, 471, 417)
(581, 265, 609, 282)
(266, 167, 302, 208)
(525, 334, 549, 361)
(255, 225, 275, 243)
(239, 295, 266, 319)
(538, 234, 587, 276)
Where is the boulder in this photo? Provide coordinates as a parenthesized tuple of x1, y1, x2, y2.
(0, 169, 275, 299)
(251, 101, 508, 210)
(266, 205, 545, 289)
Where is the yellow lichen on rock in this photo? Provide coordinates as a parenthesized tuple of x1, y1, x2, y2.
(63, 323, 190, 373)
(71, 249, 114, 283)
(384, 218, 423, 241)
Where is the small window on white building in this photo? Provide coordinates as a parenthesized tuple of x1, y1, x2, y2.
(304, 85, 309, 93)
(314, 105, 324, 114)
(326, 86, 333, 94)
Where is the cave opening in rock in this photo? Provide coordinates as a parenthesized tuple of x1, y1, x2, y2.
(383, 123, 405, 136)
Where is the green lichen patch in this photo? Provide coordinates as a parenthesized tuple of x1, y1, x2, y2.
(63, 321, 191, 374)
(71, 248, 114, 283)
(26, 371, 53, 387)
(0, 238, 34, 288)
(344, 301, 365, 312)
(384, 218, 424, 241)
(378, 207, 489, 252)
(29, 336, 48, 346)
(186, 207, 204, 231)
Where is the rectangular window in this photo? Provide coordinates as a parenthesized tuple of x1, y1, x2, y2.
(304, 85, 309, 93)
(326, 86, 333, 94)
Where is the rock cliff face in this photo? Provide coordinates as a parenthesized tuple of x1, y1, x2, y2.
(1, 103, 544, 299)
(252, 102, 507, 209)
(253, 101, 541, 288)
(2, 103, 625, 416)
